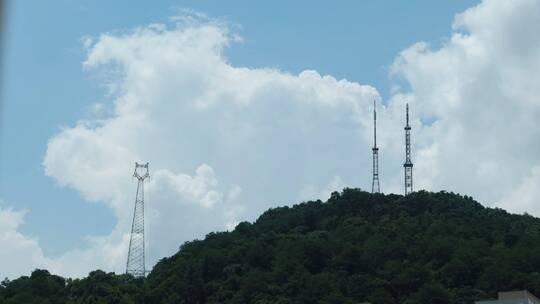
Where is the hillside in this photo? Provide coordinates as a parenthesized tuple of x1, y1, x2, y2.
(2, 189, 540, 303)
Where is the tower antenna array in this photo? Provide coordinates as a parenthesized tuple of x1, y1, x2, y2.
(403, 104, 413, 195)
(126, 162, 149, 277)
(371, 100, 380, 193)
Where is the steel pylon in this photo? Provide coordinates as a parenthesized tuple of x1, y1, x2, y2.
(126, 162, 149, 277)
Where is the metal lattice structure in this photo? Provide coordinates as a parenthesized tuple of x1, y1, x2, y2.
(126, 162, 149, 277)
(403, 104, 413, 195)
(371, 100, 380, 193)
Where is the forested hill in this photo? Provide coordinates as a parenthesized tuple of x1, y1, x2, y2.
(3, 189, 540, 304)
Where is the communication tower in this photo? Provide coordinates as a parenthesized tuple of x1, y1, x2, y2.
(371, 100, 380, 193)
(403, 104, 413, 195)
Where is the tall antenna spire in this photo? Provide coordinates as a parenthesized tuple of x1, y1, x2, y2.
(126, 162, 149, 277)
(371, 99, 380, 193)
(403, 104, 413, 195)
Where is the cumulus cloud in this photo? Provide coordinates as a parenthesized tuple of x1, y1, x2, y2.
(0, 200, 133, 279)
(498, 166, 540, 215)
(0, 204, 49, 279)
(6, 0, 535, 279)
(298, 176, 345, 202)
(40, 12, 379, 277)
(389, 0, 540, 210)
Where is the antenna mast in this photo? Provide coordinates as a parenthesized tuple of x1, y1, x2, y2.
(403, 104, 413, 195)
(371, 99, 380, 193)
(126, 162, 149, 277)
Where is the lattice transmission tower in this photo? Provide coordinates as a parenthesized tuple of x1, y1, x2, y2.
(371, 99, 380, 193)
(126, 162, 149, 277)
(403, 104, 413, 195)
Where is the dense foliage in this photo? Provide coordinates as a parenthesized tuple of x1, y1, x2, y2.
(2, 189, 540, 303)
(0, 269, 143, 304)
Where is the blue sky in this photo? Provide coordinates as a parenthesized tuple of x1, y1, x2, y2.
(1, 0, 477, 256)
(0, 1, 476, 254)
(4, 0, 536, 278)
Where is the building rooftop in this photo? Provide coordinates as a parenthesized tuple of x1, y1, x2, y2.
(476, 290, 540, 304)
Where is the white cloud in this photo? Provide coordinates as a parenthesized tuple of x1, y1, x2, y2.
(299, 176, 345, 202)
(0, 200, 133, 279)
(389, 0, 540, 211)
(0, 204, 50, 279)
(41, 13, 379, 277)
(13, 0, 537, 279)
(498, 166, 540, 215)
